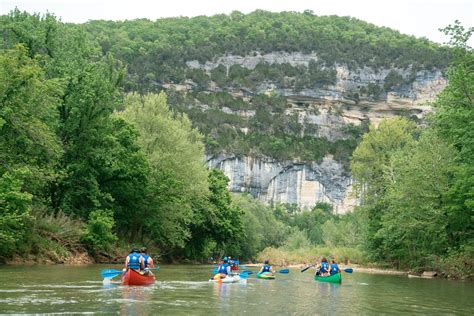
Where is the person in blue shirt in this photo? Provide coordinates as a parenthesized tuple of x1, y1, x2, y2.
(259, 259, 275, 274)
(214, 257, 232, 280)
(140, 247, 155, 274)
(329, 259, 340, 275)
(316, 257, 330, 276)
(125, 248, 144, 270)
(229, 257, 239, 271)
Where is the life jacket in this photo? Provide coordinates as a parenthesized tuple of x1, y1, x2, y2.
(330, 263, 339, 275)
(127, 253, 141, 269)
(141, 254, 149, 268)
(262, 264, 271, 273)
(321, 262, 329, 273)
(217, 263, 229, 275)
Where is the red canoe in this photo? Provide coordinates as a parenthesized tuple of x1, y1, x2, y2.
(122, 269, 155, 286)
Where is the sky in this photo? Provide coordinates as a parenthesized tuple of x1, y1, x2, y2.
(1, 0, 473, 46)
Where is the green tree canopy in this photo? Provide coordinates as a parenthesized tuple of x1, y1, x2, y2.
(119, 92, 209, 249)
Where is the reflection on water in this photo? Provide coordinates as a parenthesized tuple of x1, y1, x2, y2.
(0, 264, 473, 314)
(119, 286, 152, 315)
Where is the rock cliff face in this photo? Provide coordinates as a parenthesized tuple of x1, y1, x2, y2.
(207, 154, 357, 213)
(186, 52, 446, 106)
(189, 52, 446, 212)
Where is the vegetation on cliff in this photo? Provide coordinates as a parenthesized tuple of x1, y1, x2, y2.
(81, 10, 450, 165)
(83, 10, 451, 91)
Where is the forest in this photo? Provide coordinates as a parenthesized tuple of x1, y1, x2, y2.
(0, 10, 472, 278)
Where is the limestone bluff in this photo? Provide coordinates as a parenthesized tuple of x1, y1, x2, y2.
(165, 52, 446, 212)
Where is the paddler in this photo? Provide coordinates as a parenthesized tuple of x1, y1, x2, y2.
(258, 259, 275, 275)
(229, 257, 239, 271)
(125, 248, 144, 271)
(315, 257, 329, 276)
(214, 257, 231, 280)
(140, 247, 155, 274)
(329, 259, 340, 275)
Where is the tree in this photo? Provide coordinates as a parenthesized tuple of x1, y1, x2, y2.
(350, 117, 417, 258)
(432, 22, 474, 255)
(206, 169, 244, 256)
(55, 55, 129, 219)
(351, 117, 417, 204)
(81, 209, 117, 255)
(120, 92, 209, 250)
(0, 45, 62, 201)
(231, 193, 288, 259)
(0, 169, 33, 261)
(434, 22, 474, 164)
(378, 132, 455, 267)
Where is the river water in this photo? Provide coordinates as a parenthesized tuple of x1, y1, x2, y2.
(0, 264, 472, 315)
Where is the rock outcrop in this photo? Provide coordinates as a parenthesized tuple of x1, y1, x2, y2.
(186, 52, 446, 107)
(190, 52, 446, 212)
(207, 154, 357, 213)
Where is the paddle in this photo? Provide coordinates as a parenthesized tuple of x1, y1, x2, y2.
(277, 269, 289, 274)
(343, 268, 353, 273)
(101, 267, 160, 279)
(300, 265, 314, 273)
(239, 271, 251, 278)
(101, 269, 123, 279)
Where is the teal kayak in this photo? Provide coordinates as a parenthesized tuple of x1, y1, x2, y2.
(257, 272, 275, 280)
(314, 272, 342, 283)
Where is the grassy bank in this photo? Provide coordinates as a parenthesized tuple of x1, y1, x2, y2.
(257, 246, 366, 266)
(3, 210, 132, 265)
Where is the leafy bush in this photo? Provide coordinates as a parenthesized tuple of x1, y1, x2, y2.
(282, 229, 311, 251)
(81, 209, 117, 254)
(437, 245, 474, 279)
(383, 70, 405, 90)
(0, 169, 33, 261)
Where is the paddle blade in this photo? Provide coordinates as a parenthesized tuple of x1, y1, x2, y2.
(100, 269, 123, 279)
(300, 265, 313, 273)
(278, 269, 289, 274)
(239, 272, 250, 278)
(343, 268, 353, 273)
(241, 270, 253, 275)
(212, 268, 218, 274)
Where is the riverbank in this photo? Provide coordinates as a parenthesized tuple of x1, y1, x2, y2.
(255, 246, 473, 280)
(241, 262, 407, 276)
(4, 248, 471, 281)
(7, 252, 94, 265)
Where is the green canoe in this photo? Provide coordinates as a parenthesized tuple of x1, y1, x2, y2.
(314, 272, 342, 283)
(257, 272, 275, 280)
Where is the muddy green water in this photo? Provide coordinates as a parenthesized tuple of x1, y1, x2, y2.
(0, 265, 473, 315)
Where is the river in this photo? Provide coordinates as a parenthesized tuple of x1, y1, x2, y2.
(0, 265, 472, 314)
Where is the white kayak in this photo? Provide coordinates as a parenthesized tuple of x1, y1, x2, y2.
(209, 274, 245, 283)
